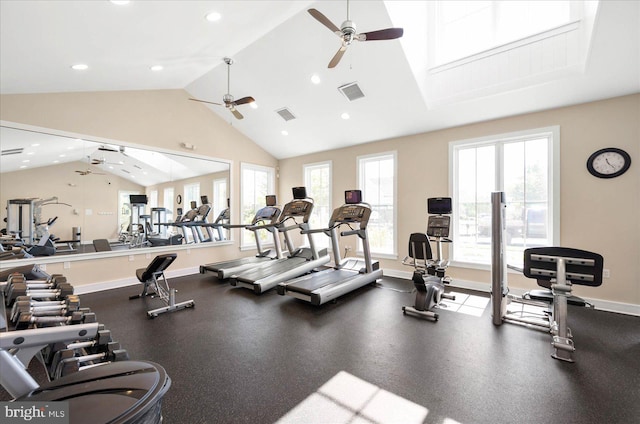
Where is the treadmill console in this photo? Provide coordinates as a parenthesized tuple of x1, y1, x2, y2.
(330, 204, 371, 228)
(253, 206, 280, 224)
(279, 199, 313, 221)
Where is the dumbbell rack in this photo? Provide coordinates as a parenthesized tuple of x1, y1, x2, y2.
(1, 269, 129, 395)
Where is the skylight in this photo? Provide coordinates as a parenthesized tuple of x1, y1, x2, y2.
(432, 1, 574, 66)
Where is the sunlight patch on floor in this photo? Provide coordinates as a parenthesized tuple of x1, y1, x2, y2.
(275, 371, 428, 424)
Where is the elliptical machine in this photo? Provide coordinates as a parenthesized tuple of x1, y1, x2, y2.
(402, 197, 455, 321)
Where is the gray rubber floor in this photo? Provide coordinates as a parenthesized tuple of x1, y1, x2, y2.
(4, 273, 640, 423)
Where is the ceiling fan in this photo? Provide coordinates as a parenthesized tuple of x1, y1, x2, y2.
(76, 156, 106, 175)
(308, 0, 404, 68)
(189, 57, 255, 120)
(75, 168, 105, 176)
(91, 157, 122, 165)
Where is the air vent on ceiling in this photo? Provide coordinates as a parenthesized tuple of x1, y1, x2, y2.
(338, 82, 365, 101)
(1, 148, 23, 156)
(275, 107, 296, 122)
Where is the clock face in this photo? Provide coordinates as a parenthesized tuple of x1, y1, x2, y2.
(587, 148, 631, 178)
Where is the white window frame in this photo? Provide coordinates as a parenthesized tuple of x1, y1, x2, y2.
(163, 187, 174, 223)
(148, 190, 158, 209)
(240, 162, 275, 249)
(449, 126, 560, 269)
(212, 177, 228, 219)
(183, 183, 200, 211)
(303, 160, 332, 251)
(357, 151, 397, 259)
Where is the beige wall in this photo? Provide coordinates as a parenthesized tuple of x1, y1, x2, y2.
(1, 91, 638, 308)
(1, 89, 278, 286)
(278, 94, 640, 307)
(1, 161, 144, 241)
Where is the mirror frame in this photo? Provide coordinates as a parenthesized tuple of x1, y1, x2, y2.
(0, 120, 234, 270)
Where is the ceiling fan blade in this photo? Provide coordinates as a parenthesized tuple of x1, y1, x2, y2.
(359, 27, 404, 41)
(308, 8, 341, 34)
(328, 45, 348, 68)
(98, 145, 118, 152)
(233, 96, 255, 106)
(230, 108, 244, 120)
(189, 97, 223, 106)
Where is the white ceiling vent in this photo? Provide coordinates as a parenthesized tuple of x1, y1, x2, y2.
(338, 82, 365, 101)
(276, 107, 296, 121)
(1, 148, 23, 156)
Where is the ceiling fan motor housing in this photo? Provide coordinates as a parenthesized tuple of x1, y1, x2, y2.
(341, 20, 356, 43)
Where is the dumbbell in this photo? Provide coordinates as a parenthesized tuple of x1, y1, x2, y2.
(15, 310, 96, 330)
(6, 272, 67, 288)
(43, 328, 111, 366)
(50, 343, 129, 379)
(4, 273, 68, 291)
(10, 296, 83, 325)
(5, 282, 74, 306)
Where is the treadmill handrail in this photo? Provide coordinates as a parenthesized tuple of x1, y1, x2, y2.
(341, 229, 366, 238)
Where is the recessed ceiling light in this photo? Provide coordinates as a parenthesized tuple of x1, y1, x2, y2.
(311, 74, 321, 84)
(250, 102, 258, 109)
(53, 160, 59, 164)
(22, 159, 30, 163)
(110, 1, 130, 5)
(19, 165, 27, 169)
(71, 64, 88, 71)
(205, 11, 221, 22)
(341, 112, 350, 120)
(27, 152, 34, 155)
(281, 130, 289, 136)
(31, 143, 40, 147)
(59, 154, 66, 158)
(150, 65, 163, 72)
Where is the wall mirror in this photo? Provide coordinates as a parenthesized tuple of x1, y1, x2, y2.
(0, 123, 231, 264)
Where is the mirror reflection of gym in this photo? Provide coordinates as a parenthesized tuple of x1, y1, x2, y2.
(0, 125, 231, 260)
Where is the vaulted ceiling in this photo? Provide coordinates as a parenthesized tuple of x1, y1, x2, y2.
(1, 1, 638, 160)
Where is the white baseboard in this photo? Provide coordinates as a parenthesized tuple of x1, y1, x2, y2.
(382, 269, 640, 317)
(73, 267, 200, 295)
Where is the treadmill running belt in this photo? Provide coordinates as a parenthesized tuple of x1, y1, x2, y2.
(235, 257, 307, 282)
(286, 269, 357, 295)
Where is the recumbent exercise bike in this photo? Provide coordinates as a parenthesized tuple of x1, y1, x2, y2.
(402, 197, 456, 320)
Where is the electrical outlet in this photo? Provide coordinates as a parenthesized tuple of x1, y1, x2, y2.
(129, 255, 134, 262)
(40, 264, 46, 271)
(146, 253, 151, 259)
(63, 262, 70, 269)
(603, 269, 610, 278)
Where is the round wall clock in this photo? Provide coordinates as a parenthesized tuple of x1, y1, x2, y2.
(176, 194, 182, 204)
(586, 147, 631, 179)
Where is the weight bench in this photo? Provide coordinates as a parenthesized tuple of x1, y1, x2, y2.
(522, 247, 603, 362)
(129, 253, 195, 318)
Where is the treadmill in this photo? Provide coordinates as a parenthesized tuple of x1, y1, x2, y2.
(199, 195, 283, 279)
(230, 187, 331, 294)
(277, 190, 383, 305)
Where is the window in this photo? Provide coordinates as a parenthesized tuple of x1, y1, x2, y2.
(433, 1, 573, 65)
(357, 152, 397, 257)
(183, 183, 200, 210)
(148, 190, 158, 209)
(304, 161, 332, 250)
(163, 187, 174, 222)
(450, 126, 559, 267)
(212, 177, 228, 219)
(240, 163, 275, 248)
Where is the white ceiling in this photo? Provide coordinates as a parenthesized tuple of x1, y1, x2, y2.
(1, 1, 638, 160)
